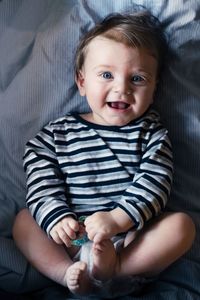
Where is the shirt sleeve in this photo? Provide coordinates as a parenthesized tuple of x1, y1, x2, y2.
(23, 124, 76, 236)
(118, 124, 173, 230)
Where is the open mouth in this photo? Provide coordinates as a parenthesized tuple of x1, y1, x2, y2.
(107, 101, 130, 110)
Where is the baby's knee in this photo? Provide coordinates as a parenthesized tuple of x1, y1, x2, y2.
(13, 208, 28, 227)
(171, 212, 196, 248)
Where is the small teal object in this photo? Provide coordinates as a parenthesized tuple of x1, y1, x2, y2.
(78, 216, 87, 223)
(71, 216, 89, 246)
(71, 234, 89, 246)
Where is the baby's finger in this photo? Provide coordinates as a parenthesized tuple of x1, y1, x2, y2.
(58, 228, 72, 247)
(68, 218, 79, 232)
(93, 232, 105, 243)
(84, 216, 92, 226)
(86, 228, 96, 241)
(84, 219, 94, 233)
(50, 230, 63, 245)
(61, 220, 77, 240)
(64, 225, 77, 240)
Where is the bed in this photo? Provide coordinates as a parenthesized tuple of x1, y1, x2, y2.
(0, 0, 200, 299)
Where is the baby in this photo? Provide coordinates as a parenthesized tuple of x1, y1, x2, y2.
(13, 11, 195, 296)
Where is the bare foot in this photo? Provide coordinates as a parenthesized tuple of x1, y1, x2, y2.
(91, 239, 117, 281)
(65, 261, 92, 295)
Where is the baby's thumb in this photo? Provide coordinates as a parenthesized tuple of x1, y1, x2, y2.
(93, 232, 104, 243)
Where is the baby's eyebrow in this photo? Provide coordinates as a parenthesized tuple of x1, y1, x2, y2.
(93, 64, 113, 70)
(134, 68, 154, 76)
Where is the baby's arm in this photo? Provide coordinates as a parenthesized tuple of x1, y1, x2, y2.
(84, 208, 134, 243)
(50, 216, 79, 247)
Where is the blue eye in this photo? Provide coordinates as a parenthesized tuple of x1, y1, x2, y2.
(131, 75, 144, 84)
(102, 72, 113, 79)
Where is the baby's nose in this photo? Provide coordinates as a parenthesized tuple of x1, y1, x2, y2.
(113, 80, 132, 95)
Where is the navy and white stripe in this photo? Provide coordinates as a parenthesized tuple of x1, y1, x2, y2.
(23, 109, 173, 235)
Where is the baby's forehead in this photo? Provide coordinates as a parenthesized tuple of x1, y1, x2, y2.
(86, 35, 157, 61)
(84, 36, 127, 60)
(87, 29, 130, 48)
(85, 35, 131, 54)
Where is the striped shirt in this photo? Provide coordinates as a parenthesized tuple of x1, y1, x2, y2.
(23, 109, 173, 236)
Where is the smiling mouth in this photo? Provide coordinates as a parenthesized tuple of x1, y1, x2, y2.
(107, 101, 130, 110)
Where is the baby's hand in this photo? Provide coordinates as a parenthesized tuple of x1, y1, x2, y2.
(84, 211, 119, 243)
(50, 216, 79, 247)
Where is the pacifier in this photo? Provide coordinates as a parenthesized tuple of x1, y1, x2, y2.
(71, 216, 89, 246)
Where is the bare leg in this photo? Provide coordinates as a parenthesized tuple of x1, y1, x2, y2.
(13, 210, 195, 293)
(12, 209, 93, 295)
(115, 212, 195, 277)
(71, 212, 195, 283)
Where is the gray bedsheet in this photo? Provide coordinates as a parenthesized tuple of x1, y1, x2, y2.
(0, 0, 200, 299)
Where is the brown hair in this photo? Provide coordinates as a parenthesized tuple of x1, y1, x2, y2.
(74, 11, 167, 78)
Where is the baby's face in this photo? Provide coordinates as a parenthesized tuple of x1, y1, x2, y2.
(76, 36, 158, 126)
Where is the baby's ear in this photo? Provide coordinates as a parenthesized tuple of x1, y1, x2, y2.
(75, 70, 86, 96)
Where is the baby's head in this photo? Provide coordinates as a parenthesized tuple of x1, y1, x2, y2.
(74, 12, 167, 126)
(75, 11, 167, 80)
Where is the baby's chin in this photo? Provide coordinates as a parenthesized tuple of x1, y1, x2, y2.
(104, 119, 133, 127)
(106, 115, 136, 127)
(89, 112, 135, 127)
